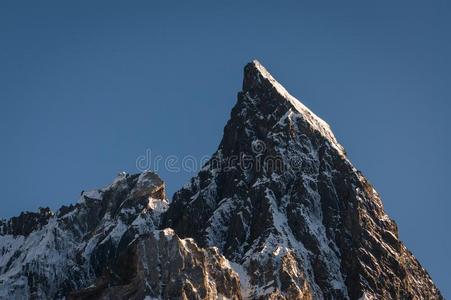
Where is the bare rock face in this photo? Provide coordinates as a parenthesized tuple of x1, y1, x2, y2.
(0, 207, 53, 236)
(70, 229, 242, 300)
(163, 60, 443, 299)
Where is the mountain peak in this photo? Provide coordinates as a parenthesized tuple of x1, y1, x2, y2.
(164, 61, 443, 299)
(241, 59, 345, 156)
(0, 62, 442, 300)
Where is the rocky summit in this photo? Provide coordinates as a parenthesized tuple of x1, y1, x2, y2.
(0, 61, 442, 299)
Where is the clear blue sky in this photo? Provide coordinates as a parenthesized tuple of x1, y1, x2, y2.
(1, 1, 449, 296)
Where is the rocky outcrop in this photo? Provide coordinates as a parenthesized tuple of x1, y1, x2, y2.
(70, 229, 241, 300)
(0, 207, 53, 236)
(163, 60, 443, 299)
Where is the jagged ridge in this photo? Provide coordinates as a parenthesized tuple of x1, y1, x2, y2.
(0, 172, 241, 299)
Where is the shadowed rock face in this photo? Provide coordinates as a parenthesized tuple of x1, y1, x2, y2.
(0, 61, 443, 300)
(163, 60, 442, 299)
(0, 207, 53, 236)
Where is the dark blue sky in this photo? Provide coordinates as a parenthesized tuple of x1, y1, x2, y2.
(1, 1, 449, 296)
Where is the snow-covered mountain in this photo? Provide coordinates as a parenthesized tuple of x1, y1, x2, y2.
(164, 61, 442, 300)
(0, 61, 442, 299)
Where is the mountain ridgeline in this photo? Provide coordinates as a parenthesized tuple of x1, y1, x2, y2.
(0, 61, 442, 299)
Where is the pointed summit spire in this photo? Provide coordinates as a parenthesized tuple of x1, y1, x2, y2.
(243, 59, 295, 99)
(241, 59, 346, 155)
(242, 59, 265, 90)
(164, 61, 443, 299)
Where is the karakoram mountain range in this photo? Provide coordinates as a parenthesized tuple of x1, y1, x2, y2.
(0, 61, 442, 300)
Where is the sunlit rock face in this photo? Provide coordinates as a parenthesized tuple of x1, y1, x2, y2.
(0, 61, 442, 300)
(163, 60, 442, 300)
(69, 229, 242, 300)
